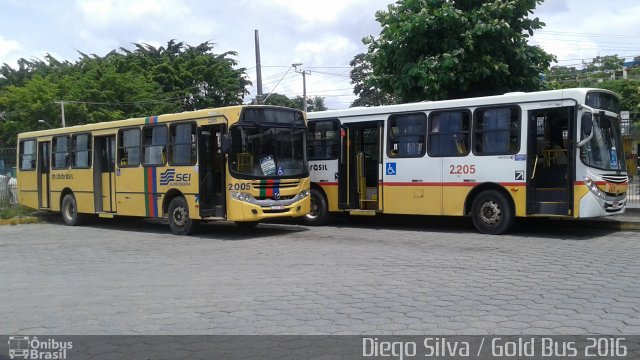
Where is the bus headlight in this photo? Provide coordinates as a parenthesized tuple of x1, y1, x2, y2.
(231, 192, 255, 203)
(584, 177, 605, 199)
(299, 189, 310, 198)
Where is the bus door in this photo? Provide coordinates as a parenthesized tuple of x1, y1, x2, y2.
(338, 121, 382, 212)
(37, 141, 50, 209)
(527, 107, 574, 216)
(93, 136, 116, 213)
(198, 125, 226, 218)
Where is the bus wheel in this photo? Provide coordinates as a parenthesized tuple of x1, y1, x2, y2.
(303, 188, 329, 226)
(471, 190, 513, 235)
(168, 196, 194, 235)
(61, 193, 84, 226)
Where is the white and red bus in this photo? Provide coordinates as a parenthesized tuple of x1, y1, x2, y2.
(304, 88, 627, 234)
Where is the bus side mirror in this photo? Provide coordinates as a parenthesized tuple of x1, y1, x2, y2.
(578, 113, 593, 148)
(582, 113, 593, 136)
(221, 133, 231, 153)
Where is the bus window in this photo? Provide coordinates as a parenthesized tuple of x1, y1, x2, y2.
(387, 113, 427, 158)
(20, 140, 37, 170)
(308, 120, 340, 160)
(118, 128, 141, 167)
(473, 107, 520, 155)
(169, 123, 196, 165)
(72, 134, 91, 168)
(143, 125, 168, 166)
(428, 110, 470, 157)
(52, 136, 70, 169)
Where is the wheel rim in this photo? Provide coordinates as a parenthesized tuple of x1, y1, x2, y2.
(172, 205, 188, 227)
(479, 200, 501, 225)
(64, 199, 75, 220)
(306, 196, 319, 220)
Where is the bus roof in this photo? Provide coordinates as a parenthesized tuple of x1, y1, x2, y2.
(308, 88, 619, 120)
(17, 104, 298, 139)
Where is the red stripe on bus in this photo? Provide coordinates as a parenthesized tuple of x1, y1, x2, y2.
(146, 167, 155, 217)
(381, 182, 526, 187)
(266, 179, 274, 197)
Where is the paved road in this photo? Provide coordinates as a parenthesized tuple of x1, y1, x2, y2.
(1, 215, 639, 335)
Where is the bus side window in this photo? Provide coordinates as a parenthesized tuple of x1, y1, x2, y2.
(169, 123, 196, 166)
(118, 128, 141, 167)
(143, 125, 168, 166)
(387, 113, 427, 158)
(19, 140, 37, 170)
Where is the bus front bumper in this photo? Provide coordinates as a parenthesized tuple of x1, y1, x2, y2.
(579, 191, 626, 217)
(227, 190, 311, 221)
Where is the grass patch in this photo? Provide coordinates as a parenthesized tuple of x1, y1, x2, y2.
(0, 205, 36, 219)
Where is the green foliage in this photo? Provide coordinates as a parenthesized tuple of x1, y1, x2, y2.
(0, 205, 35, 219)
(263, 93, 327, 112)
(349, 53, 395, 107)
(0, 40, 250, 146)
(358, 0, 555, 103)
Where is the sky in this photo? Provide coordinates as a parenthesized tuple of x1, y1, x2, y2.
(1, 0, 640, 110)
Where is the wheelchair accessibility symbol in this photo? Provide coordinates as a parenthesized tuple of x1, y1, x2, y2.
(386, 162, 397, 175)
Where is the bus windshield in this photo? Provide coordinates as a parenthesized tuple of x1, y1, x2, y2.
(229, 125, 308, 179)
(580, 114, 625, 171)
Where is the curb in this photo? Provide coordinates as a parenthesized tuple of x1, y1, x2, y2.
(0, 217, 40, 226)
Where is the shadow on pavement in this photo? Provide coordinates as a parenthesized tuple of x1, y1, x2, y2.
(38, 212, 309, 240)
(38, 211, 620, 241)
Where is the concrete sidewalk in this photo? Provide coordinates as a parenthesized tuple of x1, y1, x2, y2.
(578, 205, 640, 231)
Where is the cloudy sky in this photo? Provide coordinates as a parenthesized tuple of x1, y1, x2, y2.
(1, 0, 640, 110)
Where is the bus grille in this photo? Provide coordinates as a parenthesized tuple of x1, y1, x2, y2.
(251, 180, 300, 189)
(601, 175, 628, 184)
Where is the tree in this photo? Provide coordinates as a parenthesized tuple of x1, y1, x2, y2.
(545, 55, 640, 115)
(263, 93, 296, 108)
(359, 0, 556, 103)
(292, 96, 327, 112)
(349, 53, 395, 107)
(0, 40, 250, 146)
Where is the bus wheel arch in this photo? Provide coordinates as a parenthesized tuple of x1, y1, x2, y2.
(465, 183, 515, 235)
(162, 189, 184, 217)
(302, 184, 329, 226)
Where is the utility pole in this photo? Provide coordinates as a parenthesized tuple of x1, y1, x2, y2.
(302, 70, 307, 112)
(254, 30, 264, 104)
(54, 100, 66, 127)
(293, 64, 309, 112)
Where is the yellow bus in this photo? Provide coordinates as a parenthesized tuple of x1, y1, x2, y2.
(304, 88, 627, 234)
(17, 105, 310, 235)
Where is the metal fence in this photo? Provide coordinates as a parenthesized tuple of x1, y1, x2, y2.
(0, 174, 17, 209)
(0, 147, 17, 209)
(0, 147, 16, 178)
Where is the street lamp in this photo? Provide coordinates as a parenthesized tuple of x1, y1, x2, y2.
(38, 119, 53, 129)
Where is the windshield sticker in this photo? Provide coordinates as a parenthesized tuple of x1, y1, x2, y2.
(260, 155, 277, 176)
(277, 166, 285, 176)
(610, 147, 618, 168)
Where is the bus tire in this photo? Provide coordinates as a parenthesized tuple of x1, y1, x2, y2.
(168, 196, 194, 235)
(303, 188, 329, 226)
(61, 193, 85, 226)
(471, 190, 513, 235)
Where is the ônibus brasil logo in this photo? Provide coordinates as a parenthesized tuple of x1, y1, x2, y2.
(8, 336, 72, 360)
